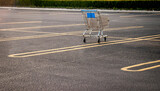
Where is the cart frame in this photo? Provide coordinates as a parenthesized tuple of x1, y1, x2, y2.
(81, 10, 109, 43)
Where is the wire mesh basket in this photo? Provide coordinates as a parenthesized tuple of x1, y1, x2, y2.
(81, 10, 109, 43)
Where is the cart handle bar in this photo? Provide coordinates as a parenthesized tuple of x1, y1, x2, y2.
(81, 10, 97, 12)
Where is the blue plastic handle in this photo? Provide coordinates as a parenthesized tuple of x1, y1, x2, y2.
(81, 10, 97, 12)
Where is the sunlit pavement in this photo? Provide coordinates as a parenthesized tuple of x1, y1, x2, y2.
(0, 8, 160, 91)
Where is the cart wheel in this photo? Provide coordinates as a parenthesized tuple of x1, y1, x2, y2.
(83, 38, 86, 43)
(104, 37, 107, 42)
(98, 38, 100, 43)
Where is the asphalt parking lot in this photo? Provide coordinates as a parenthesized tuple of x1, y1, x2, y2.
(0, 8, 160, 91)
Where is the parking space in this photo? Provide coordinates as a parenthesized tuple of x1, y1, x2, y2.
(0, 8, 160, 91)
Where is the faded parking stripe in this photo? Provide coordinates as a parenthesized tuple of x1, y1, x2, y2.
(121, 60, 160, 72)
(8, 34, 160, 58)
(0, 26, 143, 42)
(0, 21, 42, 25)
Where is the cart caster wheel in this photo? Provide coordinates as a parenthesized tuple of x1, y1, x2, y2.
(98, 38, 100, 43)
(83, 38, 86, 43)
(104, 37, 107, 42)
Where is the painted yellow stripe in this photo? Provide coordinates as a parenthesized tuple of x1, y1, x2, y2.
(149, 39, 160, 42)
(6, 30, 51, 34)
(108, 36, 128, 39)
(120, 14, 160, 18)
(48, 26, 144, 35)
(0, 21, 143, 33)
(0, 21, 42, 25)
(121, 60, 160, 72)
(0, 26, 143, 42)
(0, 33, 59, 42)
(103, 26, 144, 31)
(0, 24, 84, 31)
(66, 26, 144, 34)
(0, 33, 77, 42)
(8, 34, 160, 58)
(0, 26, 143, 35)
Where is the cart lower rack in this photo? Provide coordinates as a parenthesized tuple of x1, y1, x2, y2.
(81, 10, 109, 43)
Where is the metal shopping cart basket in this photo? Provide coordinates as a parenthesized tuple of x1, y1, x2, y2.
(81, 10, 109, 43)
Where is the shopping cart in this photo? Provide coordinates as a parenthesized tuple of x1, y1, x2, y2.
(81, 10, 109, 43)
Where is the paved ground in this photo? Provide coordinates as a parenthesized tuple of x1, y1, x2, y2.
(0, 8, 160, 91)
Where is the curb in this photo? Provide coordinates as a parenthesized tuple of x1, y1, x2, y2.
(0, 7, 160, 13)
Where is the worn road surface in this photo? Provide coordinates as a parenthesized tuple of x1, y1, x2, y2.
(0, 8, 160, 91)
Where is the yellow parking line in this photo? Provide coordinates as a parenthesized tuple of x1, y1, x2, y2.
(108, 36, 128, 39)
(52, 26, 144, 35)
(103, 26, 144, 31)
(149, 39, 160, 41)
(0, 20, 143, 34)
(120, 14, 160, 18)
(0, 33, 59, 42)
(120, 15, 144, 18)
(7, 30, 51, 34)
(0, 24, 84, 31)
(0, 21, 42, 25)
(0, 20, 143, 33)
(8, 34, 160, 58)
(121, 60, 160, 72)
(0, 26, 143, 42)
